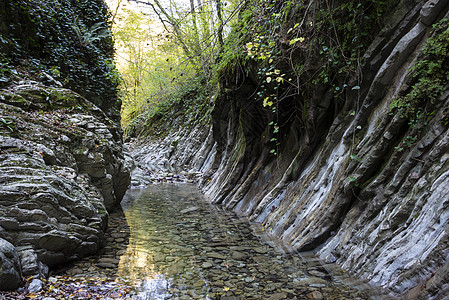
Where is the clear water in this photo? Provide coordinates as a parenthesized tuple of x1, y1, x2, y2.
(117, 184, 380, 300)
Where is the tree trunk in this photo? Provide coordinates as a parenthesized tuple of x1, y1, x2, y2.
(215, 0, 224, 54)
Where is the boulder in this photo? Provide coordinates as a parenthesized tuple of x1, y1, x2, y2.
(0, 238, 21, 291)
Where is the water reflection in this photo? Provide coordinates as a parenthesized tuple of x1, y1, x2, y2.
(118, 184, 378, 299)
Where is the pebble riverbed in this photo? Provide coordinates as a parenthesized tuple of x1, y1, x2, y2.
(51, 183, 390, 299)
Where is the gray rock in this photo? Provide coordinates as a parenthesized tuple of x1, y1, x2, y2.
(18, 247, 48, 277)
(293, 277, 329, 287)
(124, 3, 449, 298)
(0, 238, 22, 291)
(0, 85, 130, 281)
(306, 291, 324, 300)
(28, 278, 43, 293)
(97, 262, 116, 269)
(231, 251, 247, 261)
(254, 247, 268, 254)
(201, 261, 213, 269)
(206, 252, 226, 260)
(98, 257, 120, 265)
(180, 207, 199, 214)
(265, 293, 287, 300)
(421, 0, 447, 25)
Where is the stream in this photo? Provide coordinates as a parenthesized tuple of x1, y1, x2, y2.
(112, 183, 385, 300)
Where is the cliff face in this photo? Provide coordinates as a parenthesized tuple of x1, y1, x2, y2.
(0, 83, 130, 290)
(204, 1, 449, 297)
(0, 0, 130, 291)
(132, 0, 449, 298)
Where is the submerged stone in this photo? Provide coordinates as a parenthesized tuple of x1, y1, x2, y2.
(113, 184, 385, 299)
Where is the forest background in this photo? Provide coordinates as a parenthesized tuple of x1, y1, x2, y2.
(109, 0, 240, 136)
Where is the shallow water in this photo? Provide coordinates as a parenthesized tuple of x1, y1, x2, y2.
(118, 184, 382, 300)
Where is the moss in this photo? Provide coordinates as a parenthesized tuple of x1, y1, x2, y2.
(0, 0, 120, 116)
(1, 92, 32, 109)
(391, 19, 449, 122)
(388, 19, 449, 149)
(171, 139, 179, 150)
(51, 90, 82, 108)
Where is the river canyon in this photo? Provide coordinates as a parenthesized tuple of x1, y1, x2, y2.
(1, 0, 448, 299)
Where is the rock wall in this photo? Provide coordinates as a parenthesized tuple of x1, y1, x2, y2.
(0, 83, 130, 290)
(0, 0, 121, 119)
(133, 0, 449, 298)
(203, 1, 449, 298)
(127, 125, 215, 187)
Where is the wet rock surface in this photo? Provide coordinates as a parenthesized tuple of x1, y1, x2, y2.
(0, 82, 130, 290)
(54, 209, 131, 280)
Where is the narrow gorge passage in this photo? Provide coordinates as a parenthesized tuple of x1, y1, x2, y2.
(1, 0, 448, 298)
(90, 184, 391, 299)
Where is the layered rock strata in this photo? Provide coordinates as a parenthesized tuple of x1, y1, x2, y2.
(0, 82, 130, 290)
(132, 1, 449, 298)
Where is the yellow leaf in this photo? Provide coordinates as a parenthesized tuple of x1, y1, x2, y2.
(294, 23, 300, 29)
(263, 97, 270, 107)
(289, 37, 305, 45)
(246, 42, 253, 49)
(276, 77, 284, 83)
(27, 293, 38, 299)
(269, 58, 273, 63)
(223, 287, 230, 291)
(266, 77, 272, 83)
(274, 69, 281, 75)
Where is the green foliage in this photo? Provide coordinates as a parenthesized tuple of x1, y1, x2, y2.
(116, 0, 242, 134)
(391, 19, 449, 123)
(0, 0, 120, 115)
(117, 0, 396, 145)
(114, 8, 198, 131)
(390, 19, 449, 151)
(394, 135, 418, 152)
(212, 0, 394, 155)
(0, 117, 15, 132)
(124, 77, 210, 138)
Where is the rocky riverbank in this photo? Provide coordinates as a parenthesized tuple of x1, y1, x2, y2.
(0, 82, 130, 290)
(0, 209, 136, 299)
